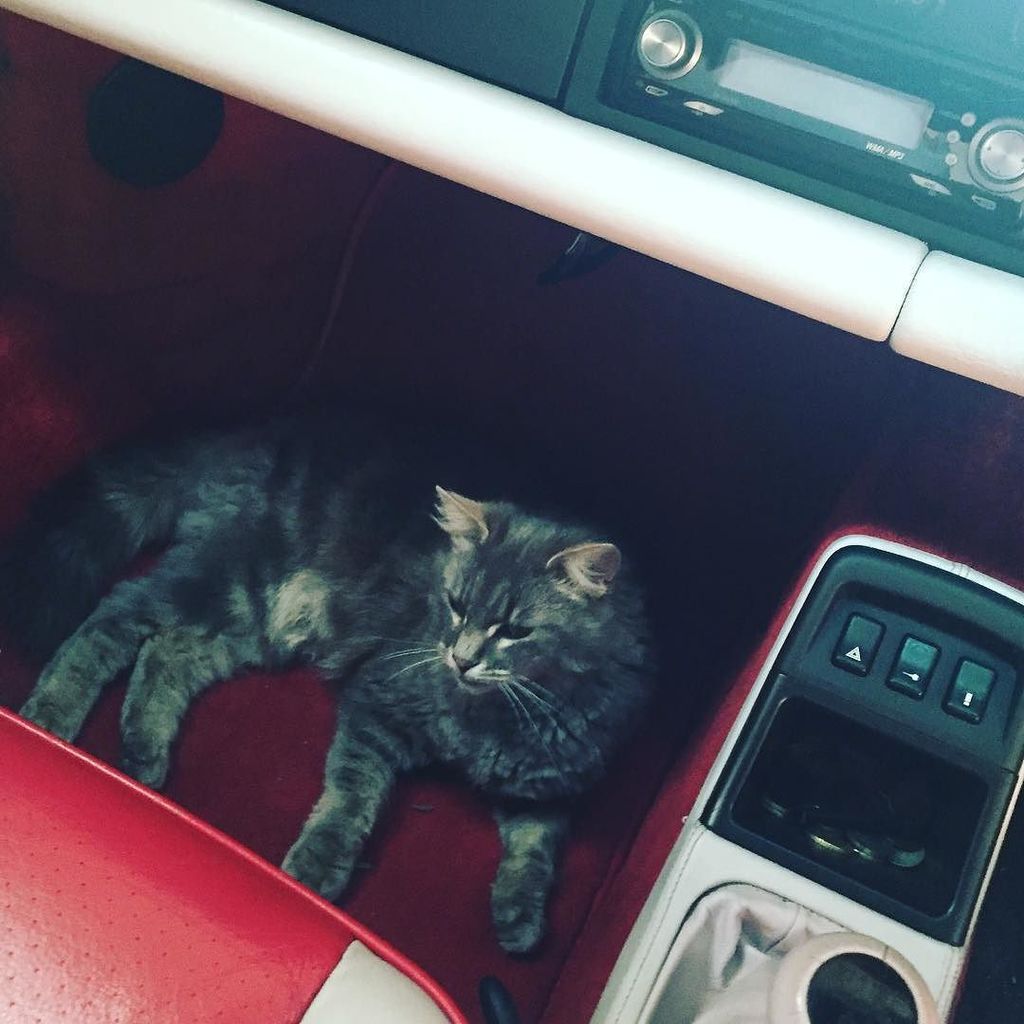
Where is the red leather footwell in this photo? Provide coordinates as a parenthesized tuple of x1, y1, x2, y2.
(0, 708, 467, 1024)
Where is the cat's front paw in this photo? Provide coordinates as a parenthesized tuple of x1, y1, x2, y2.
(491, 882, 547, 955)
(20, 690, 81, 741)
(282, 826, 357, 902)
(119, 740, 171, 789)
(119, 694, 178, 789)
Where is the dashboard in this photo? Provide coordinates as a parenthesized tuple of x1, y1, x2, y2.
(4, 0, 1024, 393)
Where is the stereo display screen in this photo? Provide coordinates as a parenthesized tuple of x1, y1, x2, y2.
(715, 41, 934, 150)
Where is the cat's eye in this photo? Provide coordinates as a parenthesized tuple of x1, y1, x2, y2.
(446, 591, 466, 617)
(497, 623, 533, 641)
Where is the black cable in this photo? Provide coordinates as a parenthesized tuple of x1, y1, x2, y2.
(479, 975, 522, 1024)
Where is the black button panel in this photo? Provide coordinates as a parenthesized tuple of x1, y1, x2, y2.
(832, 614, 885, 676)
(811, 579, 1017, 764)
(944, 659, 997, 724)
(887, 636, 940, 699)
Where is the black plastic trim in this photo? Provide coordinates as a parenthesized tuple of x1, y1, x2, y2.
(261, 0, 592, 103)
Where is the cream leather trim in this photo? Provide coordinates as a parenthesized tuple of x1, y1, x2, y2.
(300, 940, 449, 1023)
(597, 826, 959, 1024)
(770, 931, 940, 1024)
(592, 535, 1024, 1024)
(892, 252, 1024, 396)
(0, 0, 926, 340)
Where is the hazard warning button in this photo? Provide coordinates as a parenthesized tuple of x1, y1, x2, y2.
(832, 613, 885, 676)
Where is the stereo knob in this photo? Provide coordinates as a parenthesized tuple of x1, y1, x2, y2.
(640, 19, 687, 68)
(636, 12, 703, 80)
(968, 120, 1024, 192)
(979, 130, 1024, 182)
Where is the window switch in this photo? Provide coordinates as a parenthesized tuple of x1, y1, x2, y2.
(887, 636, 939, 698)
(832, 614, 885, 676)
(944, 659, 996, 724)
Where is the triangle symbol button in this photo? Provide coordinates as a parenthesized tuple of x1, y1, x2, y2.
(845, 646, 862, 662)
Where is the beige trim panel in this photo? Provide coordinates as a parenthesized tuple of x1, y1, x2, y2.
(1, 0, 927, 340)
(300, 940, 450, 1023)
(592, 826, 959, 1024)
(892, 252, 1024, 396)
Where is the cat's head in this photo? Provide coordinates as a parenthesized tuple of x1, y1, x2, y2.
(430, 486, 642, 697)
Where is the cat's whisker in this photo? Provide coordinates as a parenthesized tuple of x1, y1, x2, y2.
(519, 677, 559, 704)
(501, 681, 567, 782)
(377, 647, 440, 661)
(347, 635, 421, 645)
(385, 654, 443, 682)
(508, 691, 563, 740)
(498, 683, 528, 728)
(507, 677, 559, 717)
(500, 682, 531, 725)
(474, 672, 561, 721)
(501, 682, 543, 736)
(509, 676, 604, 757)
(505, 672, 559, 705)
(512, 683, 558, 714)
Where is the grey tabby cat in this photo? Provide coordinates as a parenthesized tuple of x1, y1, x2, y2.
(3, 411, 656, 952)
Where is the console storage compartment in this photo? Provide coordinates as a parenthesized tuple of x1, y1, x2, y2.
(724, 698, 993, 931)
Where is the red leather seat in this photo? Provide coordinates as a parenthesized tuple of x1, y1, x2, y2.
(0, 708, 467, 1024)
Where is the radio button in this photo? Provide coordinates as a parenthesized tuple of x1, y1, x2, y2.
(684, 100, 724, 116)
(958, 192, 1021, 232)
(910, 173, 952, 196)
(944, 659, 996, 724)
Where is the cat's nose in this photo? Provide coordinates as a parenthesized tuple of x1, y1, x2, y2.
(452, 652, 478, 673)
(451, 630, 485, 673)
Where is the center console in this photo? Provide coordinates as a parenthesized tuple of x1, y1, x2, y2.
(592, 536, 1024, 1023)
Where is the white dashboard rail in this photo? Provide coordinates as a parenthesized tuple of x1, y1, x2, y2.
(892, 252, 1024, 397)
(0, 0, 927, 341)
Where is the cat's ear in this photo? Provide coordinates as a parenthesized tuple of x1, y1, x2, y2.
(546, 543, 621, 599)
(434, 486, 489, 549)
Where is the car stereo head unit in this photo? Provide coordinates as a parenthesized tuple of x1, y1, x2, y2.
(603, 0, 1024, 245)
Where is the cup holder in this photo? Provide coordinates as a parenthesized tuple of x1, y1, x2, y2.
(770, 932, 940, 1024)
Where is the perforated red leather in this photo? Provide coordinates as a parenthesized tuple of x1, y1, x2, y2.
(0, 709, 466, 1024)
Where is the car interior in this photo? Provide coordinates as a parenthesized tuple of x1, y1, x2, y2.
(1, 1, 1024, 1022)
